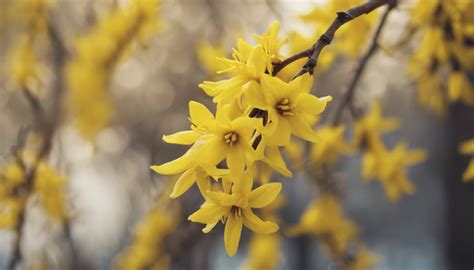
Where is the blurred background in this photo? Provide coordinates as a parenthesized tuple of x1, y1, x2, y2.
(0, 0, 473, 269)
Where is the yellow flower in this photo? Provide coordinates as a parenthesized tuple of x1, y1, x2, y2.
(199, 39, 269, 104)
(287, 195, 357, 255)
(353, 101, 399, 151)
(188, 171, 281, 256)
(310, 125, 352, 168)
(67, 0, 162, 140)
(117, 208, 175, 270)
(448, 71, 474, 105)
(241, 233, 281, 270)
(34, 163, 68, 222)
(362, 143, 426, 202)
(152, 101, 262, 178)
(253, 21, 287, 64)
(246, 73, 332, 146)
(459, 138, 474, 181)
(0, 163, 26, 228)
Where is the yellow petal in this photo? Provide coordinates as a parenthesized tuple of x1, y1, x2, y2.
(295, 93, 332, 115)
(224, 212, 243, 256)
(298, 73, 314, 93)
(189, 101, 214, 127)
(150, 154, 193, 175)
(406, 149, 427, 165)
(264, 146, 292, 178)
(248, 182, 282, 208)
(266, 115, 291, 146)
(463, 160, 474, 181)
(163, 130, 200, 145)
(233, 170, 254, 195)
(242, 208, 279, 234)
(460, 139, 474, 154)
(227, 149, 246, 176)
(243, 81, 267, 109)
(288, 113, 319, 143)
(206, 191, 234, 206)
(202, 221, 219, 233)
(188, 202, 225, 224)
(170, 168, 196, 198)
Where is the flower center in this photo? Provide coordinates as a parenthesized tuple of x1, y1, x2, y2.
(224, 132, 239, 146)
(231, 206, 243, 218)
(276, 98, 293, 116)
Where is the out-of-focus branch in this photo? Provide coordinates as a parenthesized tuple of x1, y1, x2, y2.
(272, 0, 392, 79)
(7, 16, 68, 270)
(332, 0, 397, 125)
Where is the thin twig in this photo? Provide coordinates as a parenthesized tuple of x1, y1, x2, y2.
(332, 0, 397, 125)
(272, 0, 392, 78)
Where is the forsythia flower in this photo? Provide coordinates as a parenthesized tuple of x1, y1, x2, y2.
(67, 0, 162, 140)
(409, 0, 474, 113)
(459, 138, 474, 181)
(152, 101, 262, 178)
(246, 73, 332, 146)
(34, 163, 68, 222)
(7, 0, 52, 89)
(0, 163, 26, 228)
(241, 234, 281, 270)
(353, 101, 399, 151)
(0, 159, 67, 227)
(362, 143, 426, 202)
(199, 39, 269, 104)
(310, 125, 352, 168)
(188, 171, 280, 256)
(117, 208, 175, 270)
(288, 195, 357, 255)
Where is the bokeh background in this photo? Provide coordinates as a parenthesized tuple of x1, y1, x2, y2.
(0, 0, 473, 269)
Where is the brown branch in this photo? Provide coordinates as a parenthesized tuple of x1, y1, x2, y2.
(332, 0, 397, 125)
(272, 0, 392, 78)
(7, 17, 68, 270)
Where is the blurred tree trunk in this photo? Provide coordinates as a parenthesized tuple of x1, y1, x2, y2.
(446, 103, 474, 269)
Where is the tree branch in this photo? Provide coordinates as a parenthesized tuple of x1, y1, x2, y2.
(272, 0, 392, 78)
(332, 0, 397, 125)
(7, 17, 68, 270)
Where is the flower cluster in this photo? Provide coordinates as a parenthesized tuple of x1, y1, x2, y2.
(355, 102, 426, 202)
(7, 0, 53, 90)
(117, 207, 176, 270)
(67, 0, 162, 140)
(288, 195, 376, 270)
(151, 22, 332, 256)
(0, 156, 67, 228)
(409, 0, 474, 115)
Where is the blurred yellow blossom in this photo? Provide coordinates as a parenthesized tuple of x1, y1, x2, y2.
(310, 125, 352, 168)
(34, 163, 68, 222)
(67, 0, 162, 140)
(353, 101, 399, 151)
(363, 143, 426, 202)
(241, 234, 281, 270)
(288, 195, 357, 255)
(117, 208, 176, 270)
